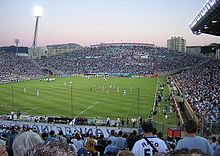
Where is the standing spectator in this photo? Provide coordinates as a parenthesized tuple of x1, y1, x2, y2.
(56, 130, 66, 143)
(95, 135, 107, 155)
(175, 120, 213, 156)
(72, 134, 83, 151)
(132, 121, 168, 156)
(210, 136, 217, 152)
(127, 130, 139, 151)
(86, 133, 97, 155)
(41, 132, 48, 143)
(114, 131, 127, 150)
(48, 130, 57, 142)
(108, 130, 117, 145)
(104, 140, 118, 155)
(6, 126, 18, 156)
(213, 137, 220, 156)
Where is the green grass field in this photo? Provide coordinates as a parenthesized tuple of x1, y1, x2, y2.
(0, 76, 176, 125)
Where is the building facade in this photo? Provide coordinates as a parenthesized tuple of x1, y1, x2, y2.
(167, 37, 186, 52)
(186, 45, 220, 59)
(46, 43, 81, 56)
(28, 47, 48, 59)
(28, 43, 81, 59)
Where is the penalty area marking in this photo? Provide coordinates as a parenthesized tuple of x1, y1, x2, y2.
(74, 101, 99, 118)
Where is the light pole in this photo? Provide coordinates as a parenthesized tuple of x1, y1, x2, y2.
(14, 39, 19, 56)
(32, 6, 43, 49)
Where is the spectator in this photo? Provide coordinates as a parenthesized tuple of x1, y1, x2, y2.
(12, 131, 43, 156)
(85, 133, 98, 155)
(114, 131, 127, 150)
(56, 130, 66, 143)
(174, 60, 220, 126)
(41, 132, 48, 143)
(175, 120, 213, 156)
(5, 126, 18, 156)
(72, 134, 83, 151)
(104, 140, 118, 155)
(126, 130, 139, 151)
(132, 121, 168, 156)
(213, 137, 220, 156)
(48, 130, 57, 142)
(108, 130, 117, 145)
(210, 136, 217, 152)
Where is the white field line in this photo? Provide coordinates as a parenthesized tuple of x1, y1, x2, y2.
(23, 108, 37, 115)
(74, 102, 99, 118)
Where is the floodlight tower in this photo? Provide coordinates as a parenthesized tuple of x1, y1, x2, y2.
(14, 39, 19, 56)
(32, 6, 43, 49)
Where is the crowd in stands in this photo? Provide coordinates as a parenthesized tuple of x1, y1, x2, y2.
(0, 120, 219, 156)
(35, 46, 203, 75)
(0, 45, 208, 82)
(174, 60, 220, 127)
(0, 45, 204, 82)
(0, 52, 45, 83)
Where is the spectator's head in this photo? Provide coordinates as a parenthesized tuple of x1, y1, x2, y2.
(107, 140, 112, 145)
(41, 132, 48, 142)
(100, 134, 104, 139)
(184, 120, 197, 134)
(110, 130, 115, 136)
(132, 130, 137, 136)
(118, 131, 123, 136)
(12, 131, 43, 156)
(49, 130, 55, 137)
(89, 133, 93, 138)
(157, 132, 163, 138)
(141, 121, 154, 134)
(211, 136, 216, 143)
(76, 135, 81, 140)
(30, 141, 77, 156)
(59, 130, 64, 136)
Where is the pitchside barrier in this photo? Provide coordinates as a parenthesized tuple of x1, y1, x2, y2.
(0, 116, 177, 138)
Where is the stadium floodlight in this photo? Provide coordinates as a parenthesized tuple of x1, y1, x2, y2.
(32, 6, 43, 49)
(34, 6, 43, 17)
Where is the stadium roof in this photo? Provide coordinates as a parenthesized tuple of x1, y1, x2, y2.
(189, 0, 220, 36)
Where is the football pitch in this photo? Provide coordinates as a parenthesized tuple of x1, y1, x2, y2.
(0, 76, 175, 124)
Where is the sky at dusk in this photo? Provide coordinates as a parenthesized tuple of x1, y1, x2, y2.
(0, 0, 219, 47)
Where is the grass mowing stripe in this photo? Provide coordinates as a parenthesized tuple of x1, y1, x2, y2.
(0, 77, 175, 125)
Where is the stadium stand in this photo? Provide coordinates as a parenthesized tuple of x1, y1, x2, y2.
(35, 46, 204, 76)
(173, 61, 220, 130)
(0, 52, 45, 83)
